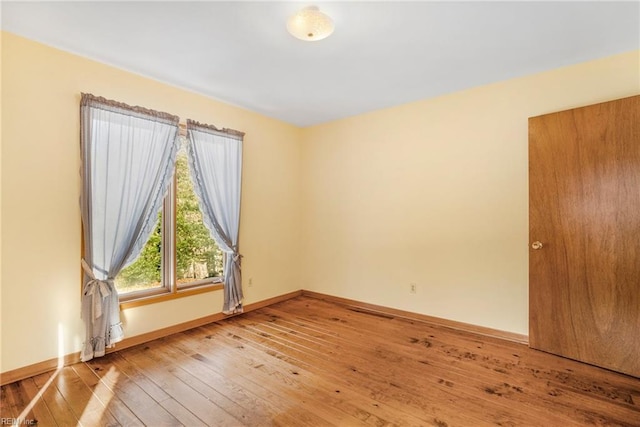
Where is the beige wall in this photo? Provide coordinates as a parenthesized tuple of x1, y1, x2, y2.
(0, 32, 302, 373)
(2, 30, 639, 374)
(0, 30, 4, 368)
(300, 50, 640, 335)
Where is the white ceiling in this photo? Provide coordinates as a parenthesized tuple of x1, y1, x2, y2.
(2, 1, 639, 127)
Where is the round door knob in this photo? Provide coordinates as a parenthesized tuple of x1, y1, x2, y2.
(531, 241, 543, 250)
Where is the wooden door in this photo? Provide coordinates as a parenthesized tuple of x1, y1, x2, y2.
(529, 95, 640, 378)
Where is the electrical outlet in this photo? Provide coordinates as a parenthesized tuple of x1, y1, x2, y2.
(410, 283, 417, 294)
(248, 277, 253, 287)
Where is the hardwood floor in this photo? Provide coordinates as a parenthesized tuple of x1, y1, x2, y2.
(2, 295, 639, 426)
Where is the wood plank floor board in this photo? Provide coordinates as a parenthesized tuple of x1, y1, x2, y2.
(2, 296, 639, 426)
(4, 381, 35, 424)
(211, 316, 497, 426)
(18, 377, 58, 427)
(163, 341, 314, 427)
(196, 302, 640, 426)
(219, 311, 545, 427)
(352, 307, 640, 425)
(119, 344, 244, 427)
(188, 330, 417, 427)
(93, 353, 173, 404)
(273, 299, 640, 418)
(100, 352, 206, 426)
(200, 327, 447, 427)
(148, 333, 316, 427)
(0, 379, 18, 420)
(278, 300, 529, 367)
(170, 324, 411, 427)
(9, 381, 37, 421)
(70, 362, 143, 427)
(242, 309, 554, 416)
(85, 354, 187, 426)
(122, 339, 288, 426)
(157, 362, 262, 426)
(271, 298, 640, 426)
(289, 297, 640, 389)
(149, 336, 304, 427)
(31, 371, 81, 427)
(164, 328, 364, 427)
(222, 310, 535, 423)
(254, 299, 640, 427)
(161, 336, 356, 426)
(104, 352, 216, 426)
(53, 366, 121, 427)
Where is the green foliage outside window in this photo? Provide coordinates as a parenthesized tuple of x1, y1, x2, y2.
(115, 146, 223, 293)
(116, 217, 162, 291)
(175, 151, 223, 284)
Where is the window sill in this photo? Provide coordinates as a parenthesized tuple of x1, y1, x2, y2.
(119, 282, 224, 310)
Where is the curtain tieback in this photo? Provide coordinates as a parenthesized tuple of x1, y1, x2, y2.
(232, 252, 243, 263)
(81, 259, 113, 324)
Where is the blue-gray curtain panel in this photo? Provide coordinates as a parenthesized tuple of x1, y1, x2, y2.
(186, 119, 244, 314)
(80, 93, 180, 361)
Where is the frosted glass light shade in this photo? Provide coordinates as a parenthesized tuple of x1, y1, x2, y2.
(287, 6, 334, 41)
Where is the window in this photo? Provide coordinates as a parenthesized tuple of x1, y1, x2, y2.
(114, 136, 224, 301)
(81, 94, 243, 361)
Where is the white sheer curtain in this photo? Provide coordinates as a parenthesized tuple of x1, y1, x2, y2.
(186, 119, 244, 314)
(80, 93, 180, 361)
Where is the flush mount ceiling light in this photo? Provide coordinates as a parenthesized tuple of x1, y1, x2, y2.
(287, 5, 334, 41)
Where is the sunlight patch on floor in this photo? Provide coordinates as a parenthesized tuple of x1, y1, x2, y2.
(15, 368, 60, 424)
